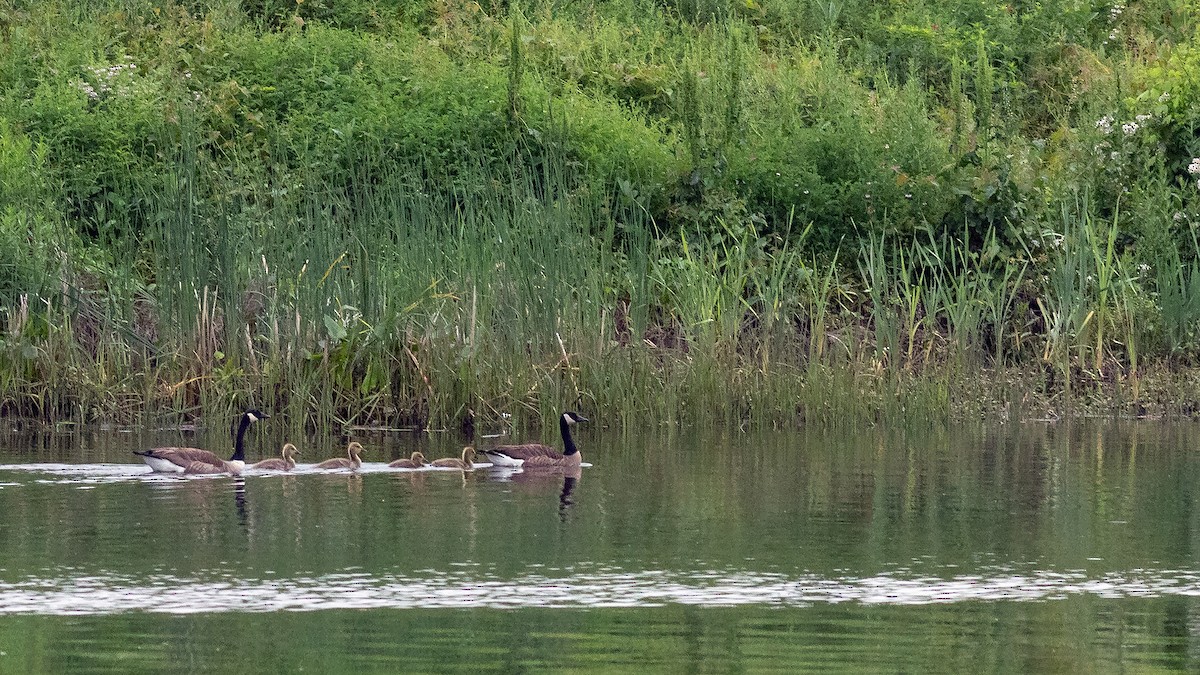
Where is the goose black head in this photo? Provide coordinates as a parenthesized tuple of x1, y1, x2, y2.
(562, 411, 588, 425)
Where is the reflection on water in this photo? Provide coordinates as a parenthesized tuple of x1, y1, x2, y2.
(1, 421, 1200, 671)
(234, 477, 248, 531)
(3, 563, 1200, 614)
(561, 475, 578, 514)
(486, 464, 581, 518)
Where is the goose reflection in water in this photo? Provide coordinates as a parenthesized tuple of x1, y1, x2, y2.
(487, 463, 582, 520)
(559, 475, 577, 520)
(233, 476, 249, 533)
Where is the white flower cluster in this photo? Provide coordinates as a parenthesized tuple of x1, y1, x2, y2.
(74, 80, 100, 100)
(73, 61, 137, 101)
(1188, 158, 1200, 175)
(1095, 113, 1151, 139)
(1158, 91, 1171, 103)
(1036, 232, 1064, 250)
(1104, 5, 1126, 44)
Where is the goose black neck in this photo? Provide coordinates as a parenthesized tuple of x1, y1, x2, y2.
(230, 415, 251, 461)
(560, 416, 578, 456)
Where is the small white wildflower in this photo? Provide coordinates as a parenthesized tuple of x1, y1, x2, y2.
(1175, 212, 1185, 222)
(1111, 151, 1120, 160)
(1096, 116, 1114, 134)
(904, 193, 912, 199)
(865, 194, 871, 199)
(802, 190, 809, 195)
(1135, 113, 1151, 123)
(1086, 275, 1095, 283)
(1137, 263, 1150, 275)
(1188, 158, 1200, 175)
(1122, 121, 1138, 135)
(1109, 29, 1120, 41)
(1159, 92, 1170, 102)
(184, 71, 192, 79)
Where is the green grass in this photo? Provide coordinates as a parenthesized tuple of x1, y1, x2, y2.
(0, 0, 1199, 430)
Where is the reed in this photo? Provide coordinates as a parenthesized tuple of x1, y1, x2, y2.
(2, 0, 1200, 431)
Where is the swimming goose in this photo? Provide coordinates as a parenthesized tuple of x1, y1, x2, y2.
(133, 409, 268, 475)
(388, 451, 428, 469)
(481, 411, 588, 468)
(431, 446, 476, 470)
(315, 441, 364, 470)
(250, 442, 299, 471)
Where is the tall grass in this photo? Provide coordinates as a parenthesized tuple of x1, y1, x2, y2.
(2, 0, 1200, 432)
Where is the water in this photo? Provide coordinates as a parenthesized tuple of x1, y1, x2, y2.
(0, 421, 1198, 671)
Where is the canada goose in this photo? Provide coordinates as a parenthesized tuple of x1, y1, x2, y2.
(315, 441, 364, 470)
(481, 411, 588, 468)
(250, 442, 299, 471)
(388, 451, 428, 469)
(431, 446, 476, 470)
(133, 409, 268, 475)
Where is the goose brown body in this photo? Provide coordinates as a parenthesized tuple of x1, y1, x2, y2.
(140, 446, 226, 467)
(315, 441, 364, 470)
(485, 443, 584, 467)
(431, 447, 476, 469)
(250, 443, 299, 471)
(138, 447, 248, 475)
(388, 451, 428, 469)
(481, 412, 588, 468)
(133, 410, 268, 475)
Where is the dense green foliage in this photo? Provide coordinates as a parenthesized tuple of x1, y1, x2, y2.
(0, 0, 1199, 429)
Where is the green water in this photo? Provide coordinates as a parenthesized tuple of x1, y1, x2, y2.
(0, 421, 1198, 672)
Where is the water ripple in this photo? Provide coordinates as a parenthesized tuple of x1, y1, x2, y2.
(1, 566, 1199, 615)
(0, 462, 503, 485)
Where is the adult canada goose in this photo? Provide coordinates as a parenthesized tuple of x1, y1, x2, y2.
(133, 409, 268, 475)
(481, 411, 588, 468)
(250, 442, 299, 471)
(388, 451, 428, 469)
(315, 441, 364, 470)
(431, 446, 476, 470)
